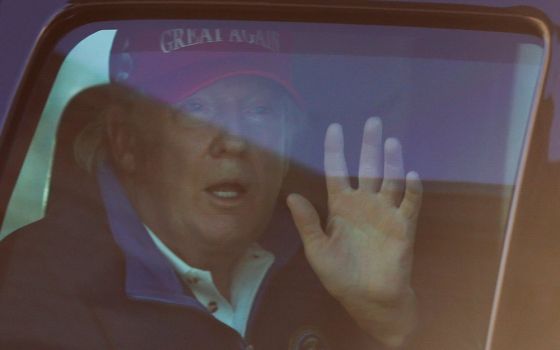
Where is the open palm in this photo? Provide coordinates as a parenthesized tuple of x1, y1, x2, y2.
(287, 117, 422, 345)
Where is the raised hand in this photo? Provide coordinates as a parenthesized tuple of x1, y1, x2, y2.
(287, 117, 422, 347)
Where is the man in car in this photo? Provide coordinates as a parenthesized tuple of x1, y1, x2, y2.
(0, 23, 422, 350)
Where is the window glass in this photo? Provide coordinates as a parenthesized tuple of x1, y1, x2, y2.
(0, 19, 545, 349)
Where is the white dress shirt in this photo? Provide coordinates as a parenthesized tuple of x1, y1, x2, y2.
(146, 226, 275, 336)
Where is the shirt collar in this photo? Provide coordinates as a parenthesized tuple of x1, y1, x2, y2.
(145, 224, 273, 283)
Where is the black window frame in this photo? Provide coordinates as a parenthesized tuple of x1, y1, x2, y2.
(0, 2, 556, 350)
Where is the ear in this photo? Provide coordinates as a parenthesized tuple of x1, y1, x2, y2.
(105, 106, 137, 174)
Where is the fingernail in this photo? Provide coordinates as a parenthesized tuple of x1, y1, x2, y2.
(329, 123, 342, 131)
(366, 116, 381, 128)
(407, 171, 420, 181)
(327, 123, 343, 137)
(385, 137, 400, 149)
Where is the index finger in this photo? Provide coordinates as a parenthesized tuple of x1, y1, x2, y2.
(324, 123, 351, 194)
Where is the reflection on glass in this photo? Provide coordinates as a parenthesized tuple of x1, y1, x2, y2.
(0, 19, 544, 350)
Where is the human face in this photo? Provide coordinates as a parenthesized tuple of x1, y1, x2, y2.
(131, 75, 292, 256)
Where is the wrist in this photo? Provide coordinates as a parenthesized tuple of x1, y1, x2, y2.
(341, 288, 417, 348)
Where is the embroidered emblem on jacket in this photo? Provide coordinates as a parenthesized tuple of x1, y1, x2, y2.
(289, 327, 330, 350)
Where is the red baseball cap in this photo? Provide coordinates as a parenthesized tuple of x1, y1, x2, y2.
(109, 22, 302, 106)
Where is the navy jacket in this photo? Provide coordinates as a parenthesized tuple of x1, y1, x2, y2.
(0, 170, 375, 349)
(0, 86, 379, 350)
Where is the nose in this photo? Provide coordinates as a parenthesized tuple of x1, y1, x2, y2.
(209, 113, 249, 157)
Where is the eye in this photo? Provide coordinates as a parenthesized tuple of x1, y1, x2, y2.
(253, 105, 271, 115)
(175, 98, 214, 123)
(244, 105, 276, 125)
(184, 100, 205, 113)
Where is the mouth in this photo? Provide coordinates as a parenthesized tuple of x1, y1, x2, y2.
(205, 182, 249, 203)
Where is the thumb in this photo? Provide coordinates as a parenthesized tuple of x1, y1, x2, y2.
(286, 193, 327, 250)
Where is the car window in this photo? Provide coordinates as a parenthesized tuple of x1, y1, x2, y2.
(0, 17, 545, 349)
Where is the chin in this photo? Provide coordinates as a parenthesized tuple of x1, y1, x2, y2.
(197, 222, 260, 249)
